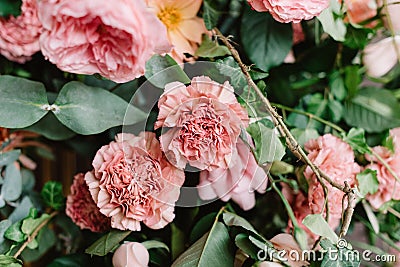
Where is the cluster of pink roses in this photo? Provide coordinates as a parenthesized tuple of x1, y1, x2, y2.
(284, 129, 400, 240)
(0, 0, 207, 82)
(66, 76, 268, 232)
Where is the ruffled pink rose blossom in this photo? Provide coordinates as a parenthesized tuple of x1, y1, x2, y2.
(155, 76, 249, 171)
(85, 132, 185, 231)
(247, 0, 330, 23)
(112, 242, 149, 267)
(304, 134, 360, 230)
(66, 173, 111, 232)
(364, 128, 400, 209)
(198, 135, 267, 211)
(37, 0, 171, 83)
(0, 0, 42, 63)
(146, 0, 208, 63)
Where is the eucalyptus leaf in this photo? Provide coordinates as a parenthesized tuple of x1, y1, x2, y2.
(317, 0, 346, 41)
(320, 239, 360, 267)
(302, 214, 338, 243)
(5, 221, 25, 243)
(356, 169, 379, 197)
(145, 54, 190, 88)
(0, 75, 49, 128)
(0, 220, 12, 244)
(24, 112, 76, 141)
(85, 230, 131, 256)
(241, 6, 292, 71)
(8, 196, 33, 223)
(0, 150, 20, 167)
(53, 81, 145, 134)
(247, 122, 286, 164)
(344, 87, 400, 133)
(2, 163, 22, 201)
(172, 222, 234, 267)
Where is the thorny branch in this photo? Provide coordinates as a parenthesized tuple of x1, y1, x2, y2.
(214, 28, 356, 239)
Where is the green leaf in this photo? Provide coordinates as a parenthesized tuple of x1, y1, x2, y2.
(317, 0, 346, 41)
(190, 212, 217, 244)
(2, 163, 22, 201)
(145, 54, 190, 88)
(290, 128, 320, 147)
(356, 169, 379, 197)
(21, 226, 56, 262)
(142, 240, 170, 252)
(341, 128, 370, 154)
(21, 214, 50, 236)
(216, 57, 247, 91)
(302, 214, 338, 243)
(5, 221, 26, 242)
(0, 0, 22, 17)
(171, 223, 185, 260)
(344, 65, 361, 99)
(41, 181, 64, 210)
(240, 6, 292, 71)
(195, 35, 230, 58)
(8, 196, 33, 223)
(85, 230, 131, 256)
(48, 254, 90, 267)
(0, 255, 22, 267)
(327, 99, 343, 122)
(344, 25, 373, 49)
(172, 222, 234, 267)
(202, 0, 227, 30)
(222, 212, 258, 235)
(24, 112, 75, 141)
(53, 81, 146, 134)
(0, 220, 12, 244)
(344, 87, 400, 133)
(247, 122, 286, 164)
(320, 239, 360, 267)
(0, 75, 49, 128)
(234, 233, 261, 260)
(0, 150, 20, 167)
(329, 71, 346, 101)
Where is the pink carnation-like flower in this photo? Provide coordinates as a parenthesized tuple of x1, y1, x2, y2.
(66, 173, 111, 232)
(284, 135, 360, 239)
(365, 128, 400, 209)
(37, 0, 171, 83)
(85, 132, 185, 231)
(198, 135, 267, 210)
(0, 0, 42, 63)
(155, 76, 249, 171)
(112, 242, 149, 267)
(304, 134, 360, 229)
(247, 0, 330, 23)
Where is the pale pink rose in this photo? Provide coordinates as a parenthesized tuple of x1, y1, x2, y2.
(258, 262, 284, 267)
(112, 242, 149, 267)
(364, 128, 400, 209)
(146, 0, 208, 63)
(363, 36, 400, 78)
(197, 135, 267, 210)
(270, 233, 308, 266)
(247, 0, 330, 23)
(38, 0, 171, 83)
(344, 0, 378, 25)
(382, 0, 400, 34)
(66, 173, 111, 232)
(0, 0, 42, 63)
(155, 76, 249, 171)
(85, 132, 185, 231)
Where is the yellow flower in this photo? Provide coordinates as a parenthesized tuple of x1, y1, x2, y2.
(146, 0, 207, 62)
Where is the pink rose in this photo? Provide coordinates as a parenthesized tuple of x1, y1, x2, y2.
(66, 173, 111, 232)
(270, 233, 308, 266)
(247, 0, 330, 23)
(85, 132, 185, 231)
(197, 135, 267, 210)
(38, 0, 171, 83)
(364, 128, 400, 209)
(155, 76, 249, 171)
(0, 0, 42, 63)
(382, 0, 400, 34)
(112, 242, 149, 267)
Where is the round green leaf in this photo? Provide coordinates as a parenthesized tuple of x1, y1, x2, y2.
(240, 6, 292, 72)
(2, 163, 22, 202)
(53, 81, 146, 135)
(0, 75, 49, 128)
